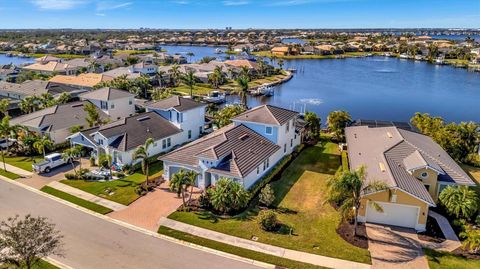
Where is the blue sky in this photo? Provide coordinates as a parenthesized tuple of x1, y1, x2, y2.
(0, 0, 478, 29)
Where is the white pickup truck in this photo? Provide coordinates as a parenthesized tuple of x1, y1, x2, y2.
(32, 153, 69, 173)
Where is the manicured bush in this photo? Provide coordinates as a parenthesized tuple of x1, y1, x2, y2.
(134, 185, 152, 196)
(259, 184, 275, 207)
(89, 156, 96, 167)
(113, 172, 125, 178)
(209, 178, 250, 214)
(258, 210, 278, 231)
(65, 173, 76, 180)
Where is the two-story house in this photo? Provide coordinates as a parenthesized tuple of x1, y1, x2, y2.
(79, 87, 135, 120)
(160, 105, 302, 189)
(345, 125, 475, 231)
(145, 96, 207, 143)
(68, 112, 181, 165)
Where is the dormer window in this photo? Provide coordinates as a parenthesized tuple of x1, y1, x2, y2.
(420, 171, 428, 179)
(265, 126, 272, 135)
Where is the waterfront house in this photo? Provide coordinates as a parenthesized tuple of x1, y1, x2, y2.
(49, 73, 113, 91)
(23, 61, 78, 75)
(11, 101, 109, 145)
(0, 80, 84, 101)
(345, 125, 475, 231)
(160, 105, 303, 189)
(271, 46, 298, 56)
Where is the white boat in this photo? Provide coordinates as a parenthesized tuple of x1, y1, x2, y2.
(260, 86, 274, 97)
(204, 91, 226, 104)
(399, 53, 409, 59)
(214, 48, 224, 54)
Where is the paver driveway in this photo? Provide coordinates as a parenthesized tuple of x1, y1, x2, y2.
(109, 182, 201, 231)
(366, 224, 429, 269)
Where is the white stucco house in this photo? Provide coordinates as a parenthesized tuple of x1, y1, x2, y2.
(160, 105, 304, 189)
(68, 96, 208, 166)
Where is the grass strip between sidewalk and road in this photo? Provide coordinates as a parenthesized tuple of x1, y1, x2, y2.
(40, 186, 113, 215)
(0, 169, 21, 180)
(158, 226, 327, 269)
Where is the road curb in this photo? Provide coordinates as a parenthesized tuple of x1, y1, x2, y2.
(0, 176, 274, 269)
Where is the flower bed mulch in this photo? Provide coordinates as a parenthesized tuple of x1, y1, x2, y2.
(418, 216, 446, 243)
(336, 221, 369, 249)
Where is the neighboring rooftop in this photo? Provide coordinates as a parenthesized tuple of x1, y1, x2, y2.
(233, 105, 298, 126)
(49, 73, 113, 88)
(23, 61, 73, 73)
(80, 87, 134, 101)
(161, 124, 280, 178)
(90, 112, 181, 151)
(345, 126, 475, 206)
(146, 95, 206, 112)
(351, 119, 418, 132)
(10, 100, 108, 132)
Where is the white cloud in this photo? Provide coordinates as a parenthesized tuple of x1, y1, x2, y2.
(222, 1, 249, 6)
(31, 0, 87, 10)
(171, 0, 190, 4)
(96, 1, 132, 11)
(95, 13, 106, 16)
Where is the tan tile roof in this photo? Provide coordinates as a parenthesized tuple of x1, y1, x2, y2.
(233, 105, 298, 126)
(23, 61, 72, 72)
(49, 73, 113, 88)
(224, 59, 258, 70)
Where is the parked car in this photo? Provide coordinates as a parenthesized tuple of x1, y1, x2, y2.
(0, 138, 15, 149)
(32, 153, 69, 173)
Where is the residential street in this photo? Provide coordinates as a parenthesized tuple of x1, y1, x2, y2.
(0, 179, 262, 269)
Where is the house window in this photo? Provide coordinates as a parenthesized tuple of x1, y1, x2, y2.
(110, 103, 115, 109)
(100, 101, 108, 110)
(263, 161, 266, 170)
(266, 158, 269, 168)
(167, 138, 171, 147)
(265, 126, 272, 135)
(286, 121, 290, 133)
(153, 142, 157, 147)
(290, 139, 293, 147)
(421, 172, 428, 178)
(188, 130, 192, 139)
(199, 126, 203, 134)
(284, 144, 287, 153)
(256, 166, 259, 174)
(162, 139, 166, 149)
(129, 99, 133, 105)
(424, 184, 430, 191)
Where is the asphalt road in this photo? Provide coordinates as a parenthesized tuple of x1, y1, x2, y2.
(0, 180, 261, 269)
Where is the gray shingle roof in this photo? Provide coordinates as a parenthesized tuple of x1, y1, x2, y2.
(160, 124, 280, 178)
(146, 96, 205, 112)
(11, 101, 109, 132)
(94, 112, 181, 151)
(346, 126, 475, 206)
(233, 105, 298, 126)
(80, 87, 134, 101)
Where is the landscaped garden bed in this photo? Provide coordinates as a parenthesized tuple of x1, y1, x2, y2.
(418, 216, 446, 243)
(167, 141, 371, 264)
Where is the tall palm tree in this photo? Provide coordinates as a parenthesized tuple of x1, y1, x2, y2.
(326, 166, 387, 236)
(19, 96, 39, 114)
(56, 92, 71, 104)
(169, 64, 181, 87)
(185, 170, 199, 204)
(239, 66, 250, 81)
(169, 169, 189, 209)
(427, 44, 439, 62)
(277, 59, 284, 70)
(62, 146, 81, 174)
(132, 138, 155, 185)
(98, 153, 113, 179)
(39, 93, 55, 109)
(439, 186, 479, 220)
(236, 76, 249, 109)
(186, 52, 195, 63)
(0, 116, 19, 171)
(33, 135, 53, 158)
(182, 69, 197, 98)
(155, 70, 167, 87)
(0, 99, 10, 116)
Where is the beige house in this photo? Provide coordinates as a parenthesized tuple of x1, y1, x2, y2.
(49, 73, 113, 90)
(346, 125, 475, 231)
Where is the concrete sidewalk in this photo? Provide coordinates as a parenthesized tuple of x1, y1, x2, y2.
(420, 211, 461, 252)
(47, 181, 127, 211)
(0, 162, 32, 177)
(160, 217, 371, 269)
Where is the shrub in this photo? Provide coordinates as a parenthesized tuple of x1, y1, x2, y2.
(65, 173, 77, 180)
(259, 184, 275, 207)
(439, 185, 479, 220)
(466, 153, 480, 167)
(476, 214, 480, 226)
(121, 164, 132, 174)
(258, 210, 278, 231)
(209, 178, 250, 214)
(113, 172, 125, 178)
(199, 189, 212, 209)
(134, 185, 152, 196)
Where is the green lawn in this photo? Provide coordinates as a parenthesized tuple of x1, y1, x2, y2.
(424, 248, 480, 269)
(60, 161, 163, 205)
(0, 168, 21, 179)
(41, 186, 113, 214)
(2, 156, 44, 172)
(168, 141, 371, 264)
(159, 226, 326, 269)
(1, 259, 60, 269)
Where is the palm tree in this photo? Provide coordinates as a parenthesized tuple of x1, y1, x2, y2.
(39, 93, 55, 109)
(62, 146, 81, 174)
(185, 170, 198, 204)
(0, 116, 19, 171)
(427, 44, 439, 62)
(169, 64, 181, 87)
(186, 52, 195, 63)
(56, 92, 71, 104)
(182, 69, 197, 98)
(236, 76, 249, 109)
(0, 99, 10, 116)
(33, 135, 53, 158)
(132, 138, 154, 185)
(19, 96, 39, 114)
(208, 66, 225, 89)
(439, 186, 479, 220)
(326, 166, 387, 236)
(169, 169, 190, 209)
(460, 225, 480, 254)
(98, 153, 113, 179)
(155, 70, 167, 87)
(239, 66, 251, 81)
(277, 59, 284, 70)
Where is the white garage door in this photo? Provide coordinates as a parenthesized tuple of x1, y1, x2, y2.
(366, 202, 419, 229)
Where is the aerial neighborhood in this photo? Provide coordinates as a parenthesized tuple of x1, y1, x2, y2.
(0, 26, 479, 269)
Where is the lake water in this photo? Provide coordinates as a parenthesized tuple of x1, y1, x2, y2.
(160, 45, 231, 63)
(0, 54, 34, 65)
(226, 56, 480, 123)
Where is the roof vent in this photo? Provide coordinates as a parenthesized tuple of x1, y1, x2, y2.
(239, 134, 249, 141)
(137, 116, 150, 121)
(387, 132, 393, 138)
